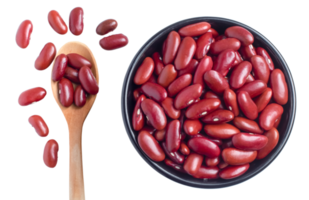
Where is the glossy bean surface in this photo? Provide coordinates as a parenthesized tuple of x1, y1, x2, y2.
(174, 84, 203, 109)
(29, 115, 49, 137)
(67, 53, 91, 69)
(256, 47, 274, 71)
(270, 69, 288, 105)
(207, 28, 219, 38)
(141, 82, 167, 102)
(18, 87, 46, 106)
(212, 49, 236, 77)
(195, 32, 213, 59)
(132, 95, 146, 131)
(16, 20, 33, 48)
(179, 22, 211, 37)
(64, 67, 80, 84)
(69, 7, 83, 35)
(52, 54, 68, 81)
(180, 142, 190, 156)
(168, 74, 192, 97)
(58, 78, 74, 107)
(152, 52, 164, 75)
(79, 66, 99, 95)
(233, 117, 263, 134)
(138, 130, 165, 162)
(222, 148, 257, 165)
(225, 26, 254, 46)
(141, 99, 167, 130)
(162, 142, 184, 164)
(229, 61, 252, 89)
(174, 37, 196, 70)
(205, 157, 220, 167)
(210, 38, 241, 55)
(154, 129, 166, 142)
(163, 31, 181, 65)
(232, 133, 268, 151)
(239, 45, 256, 61)
(183, 119, 202, 136)
(238, 91, 258, 120)
(193, 56, 213, 87)
(257, 128, 279, 159)
(35, 43, 56, 70)
(193, 166, 219, 179)
(99, 33, 128, 50)
(48, 10, 67, 34)
(254, 88, 272, 112)
(74, 85, 86, 107)
(188, 137, 220, 158)
(219, 164, 250, 179)
(259, 103, 283, 131)
(223, 89, 239, 116)
(186, 98, 221, 119)
(165, 120, 181, 152)
(183, 153, 203, 175)
(134, 57, 154, 85)
(204, 70, 229, 94)
(201, 110, 234, 124)
(237, 80, 267, 98)
(157, 64, 177, 88)
(204, 124, 240, 139)
(161, 97, 180, 119)
(251, 55, 270, 83)
(96, 19, 117, 35)
(43, 140, 59, 168)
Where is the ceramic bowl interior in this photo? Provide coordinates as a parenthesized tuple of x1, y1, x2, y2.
(121, 17, 296, 188)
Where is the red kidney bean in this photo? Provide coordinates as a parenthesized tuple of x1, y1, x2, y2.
(233, 117, 263, 134)
(43, 140, 59, 168)
(29, 115, 49, 137)
(257, 128, 279, 159)
(140, 126, 156, 135)
(183, 153, 203, 175)
(134, 57, 154, 85)
(162, 142, 184, 164)
(157, 64, 177, 88)
(133, 88, 143, 101)
(69, 7, 83, 35)
(188, 137, 220, 158)
(175, 37, 196, 70)
(232, 51, 243, 67)
(168, 74, 192, 97)
(18, 87, 46, 106)
(74, 85, 86, 107)
(132, 95, 146, 131)
(223, 89, 239, 116)
(48, 10, 67, 34)
(232, 133, 268, 151)
(210, 38, 241, 55)
(96, 19, 118, 35)
(219, 164, 250, 179)
(186, 98, 221, 119)
(256, 47, 274, 71)
(222, 148, 257, 165)
(237, 80, 267, 98)
(58, 78, 74, 107)
(99, 33, 128, 50)
(204, 70, 229, 94)
(212, 49, 236, 76)
(246, 74, 255, 83)
(174, 84, 203, 109)
(229, 61, 252, 89)
(203, 91, 220, 99)
(207, 28, 219, 38)
(254, 88, 272, 112)
(35, 43, 56, 70)
(52, 54, 68, 81)
(251, 55, 270, 83)
(270, 69, 288, 105)
(16, 20, 33, 48)
(163, 31, 181, 65)
(193, 166, 219, 179)
(179, 22, 211, 37)
(225, 26, 254, 46)
(180, 142, 190, 156)
(274, 115, 281, 128)
(161, 97, 180, 119)
(152, 52, 164, 75)
(165, 120, 181, 152)
(67, 53, 92, 69)
(205, 157, 220, 167)
(141, 99, 167, 130)
(238, 91, 258, 120)
(239, 45, 256, 61)
(201, 110, 234, 124)
(138, 130, 165, 162)
(64, 67, 80, 84)
(141, 82, 167, 102)
(79, 66, 99, 95)
(193, 56, 213, 87)
(178, 59, 198, 76)
(259, 103, 283, 130)
(195, 32, 213, 59)
(154, 129, 165, 142)
(183, 119, 202, 136)
(218, 161, 229, 169)
(204, 124, 240, 139)
(165, 159, 185, 173)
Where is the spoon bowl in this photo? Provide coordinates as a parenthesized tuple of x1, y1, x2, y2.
(51, 41, 99, 200)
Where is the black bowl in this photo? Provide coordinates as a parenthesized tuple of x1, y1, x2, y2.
(121, 17, 296, 188)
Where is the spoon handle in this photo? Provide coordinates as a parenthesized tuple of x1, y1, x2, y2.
(69, 124, 85, 200)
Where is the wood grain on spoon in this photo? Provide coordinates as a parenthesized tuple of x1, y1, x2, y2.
(51, 41, 99, 200)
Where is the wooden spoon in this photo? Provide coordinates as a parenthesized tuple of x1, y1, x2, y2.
(51, 41, 99, 200)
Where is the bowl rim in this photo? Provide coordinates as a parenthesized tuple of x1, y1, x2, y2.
(121, 16, 296, 188)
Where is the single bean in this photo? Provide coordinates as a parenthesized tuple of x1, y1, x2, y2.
(229, 61, 252, 89)
(96, 19, 117, 35)
(237, 80, 267, 98)
(168, 74, 192, 97)
(254, 88, 272, 112)
(207, 28, 219, 38)
(210, 38, 241, 55)
(69, 7, 84, 35)
(204, 124, 240, 139)
(174, 37, 196, 70)
(58, 78, 74, 107)
(218, 161, 229, 169)
(225, 26, 254, 46)
(79, 66, 99, 95)
(201, 110, 234, 124)
(138, 130, 165, 162)
(205, 157, 220, 167)
(35, 43, 56, 70)
(259, 103, 283, 131)
(52, 54, 68, 81)
(64, 67, 80, 84)
(141, 82, 167, 102)
(193, 56, 213, 88)
(232, 133, 268, 151)
(164, 159, 185, 173)
(16, 20, 33, 48)
(163, 31, 181, 65)
(238, 91, 258, 120)
(256, 47, 274, 71)
(141, 99, 167, 130)
(178, 59, 198, 76)
(219, 164, 250, 179)
(270, 69, 288, 105)
(165, 120, 181, 152)
(99, 33, 128, 50)
(179, 22, 211, 37)
(43, 140, 59, 168)
(132, 95, 146, 131)
(67, 53, 92, 69)
(195, 32, 213, 59)
(257, 128, 279, 159)
(183, 119, 202, 136)
(212, 49, 236, 77)
(239, 45, 256, 61)
(48, 10, 67, 34)
(251, 55, 270, 83)
(222, 148, 257, 165)
(180, 142, 190, 156)
(203, 91, 220, 99)
(193, 166, 219, 179)
(233, 117, 263, 134)
(133, 88, 143, 101)
(152, 52, 164, 75)
(187, 137, 220, 158)
(154, 129, 166, 142)
(185, 98, 221, 119)
(174, 84, 203, 109)
(162, 142, 184, 164)
(161, 97, 180, 119)
(29, 115, 49, 137)
(134, 57, 154, 85)
(74, 85, 86, 107)
(18, 87, 46, 106)
(157, 64, 177, 88)
(183, 153, 203, 175)
(223, 89, 239, 116)
(203, 70, 229, 94)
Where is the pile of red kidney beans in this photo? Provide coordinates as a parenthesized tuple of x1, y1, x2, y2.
(132, 22, 288, 180)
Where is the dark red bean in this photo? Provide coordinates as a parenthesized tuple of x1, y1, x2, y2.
(67, 53, 92, 69)
(237, 80, 267, 98)
(232, 133, 268, 151)
(132, 95, 146, 131)
(174, 84, 203, 109)
(233, 117, 263, 134)
(219, 164, 250, 179)
(58, 78, 74, 107)
(74, 85, 86, 107)
(64, 67, 80, 84)
(205, 157, 220, 167)
(134, 57, 154, 85)
(48, 10, 67, 34)
(183, 153, 203, 175)
(165, 120, 181, 152)
(225, 26, 254, 46)
(193, 56, 213, 88)
(204, 124, 240, 139)
(201, 110, 234, 124)
(16, 20, 33, 48)
(69, 7, 83, 35)
(29, 115, 49, 137)
(193, 166, 219, 179)
(163, 31, 181, 65)
(232, 51, 243, 67)
(174, 37, 196, 70)
(210, 38, 241, 55)
(96, 19, 117, 35)
(168, 74, 192, 97)
(259, 103, 283, 131)
(152, 52, 164, 75)
(222, 148, 257, 165)
(138, 130, 165, 162)
(157, 64, 177, 88)
(18, 87, 46, 106)
(270, 69, 288, 105)
(218, 161, 229, 169)
(141, 99, 167, 130)
(183, 119, 202, 136)
(179, 22, 211, 37)
(223, 89, 239, 116)
(203, 70, 229, 94)
(99, 34, 128, 50)
(161, 97, 180, 119)
(162, 142, 184, 164)
(257, 128, 279, 159)
(43, 140, 59, 168)
(229, 61, 252, 89)
(165, 159, 185, 173)
(256, 47, 274, 71)
(239, 45, 256, 61)
(238, 91, 258, 120)
(52, 54, 68, 81)
(251, 55, 270, 83)
(203, 91, 220, 99)
(207, 28, 219, 38)
(212, 49, 236, 77)
(154, 129, 166, 142)
(178, 59, 198, 76)
(188, 137, 220, 158)
(254, 88, 272, 112)
(195, 32, 213, 59)
(79, 66, 99, 95)
(205, 136, 223, 146)
(141, 82, 167, 102)
(185, 98, 221, 119)
(35, 43, 56, 70)
(133, 88, 143, 101)
(180, 142, 190, 156)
